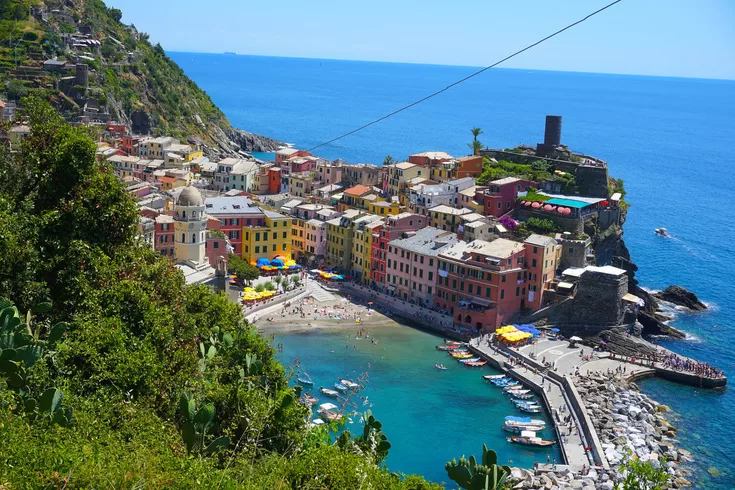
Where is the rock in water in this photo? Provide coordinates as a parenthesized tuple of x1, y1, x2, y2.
(654, 286, 707, 311)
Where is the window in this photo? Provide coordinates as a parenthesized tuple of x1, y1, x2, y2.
(517, 272, 522, 280)
(515, 287, 520, 296)
(569, 247, 574, 254)
(429, 258, 433, 266)
(427, 286, 432, 294)
(255, 246, 260, 253)
(428, 271, 433, 281)
(283, 232, 287, 239)
(460, 282, 464, 291)
(500, 290, 505, 299)
(272, 245, 276, 252)
(533, 246, 538, 253)
(452, 279, 457, 289)
(282, 243, 287, 251)
(502, 275, 506, 283)
(468, 284, 473, 294)
(181, 233, 185, 243)
(255, 232, 260, 241)
(213, 241, 219, 249)
(486, 287, 491, 297)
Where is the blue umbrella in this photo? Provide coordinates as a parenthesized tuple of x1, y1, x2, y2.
(550, 328, 560, 333)
(256, 258, 271, 267)
(271, 258, 285, 267)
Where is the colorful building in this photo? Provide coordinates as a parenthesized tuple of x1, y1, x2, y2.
(435, 238, 527, 332)
(385, 161, 424, 197)
(427, 205, 473, 233)
(242, 210, 293, 264)
(204, 196, 263, 257)
(385, 227, 457, 304)
(369, 212, 426, 287)
(523, 234, 560, 311)
(474, 177, 532, 218)
(352, 219, 384, 284)
(325, 209, 363, 270)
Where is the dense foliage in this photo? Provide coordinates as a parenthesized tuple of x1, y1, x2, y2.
(0, 101, 438, 488)
(477, 159, 552, 185)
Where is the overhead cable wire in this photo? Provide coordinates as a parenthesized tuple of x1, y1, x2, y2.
(307, 0, 623, 152)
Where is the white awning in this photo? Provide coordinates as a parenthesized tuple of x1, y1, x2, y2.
(557, 281, 575, 290)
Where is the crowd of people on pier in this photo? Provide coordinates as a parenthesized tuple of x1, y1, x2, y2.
(660, 352, 724, 379)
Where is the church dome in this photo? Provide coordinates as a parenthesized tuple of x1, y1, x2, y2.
(177, 186, 203, 207)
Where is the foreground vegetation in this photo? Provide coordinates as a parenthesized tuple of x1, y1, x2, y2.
(0, 100, 437, 488)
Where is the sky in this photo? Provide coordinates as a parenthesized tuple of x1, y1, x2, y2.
(107, 0, 735, 80)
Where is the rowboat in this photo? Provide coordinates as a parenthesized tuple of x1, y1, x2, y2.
(451, 353, 474, 360)
(465, 360, 487, 367)
(320, 387, 340, 398)
(503, 384, 525, 392)
(483, 374, 506, 381)
(513, 399, 540, 407)
(519, 405, 544, 413)
(436, 344, 461, 351)
(333, 382, 349, 393)
(511, 392, 535, 400)
(444, 340, 463, 345)
(492, 379, 518, 387)
(300, 394, 318, 405)
(434, 363, 447, 370)
(507, 430, 555, 447)
(297, 374, 314, 386)
(318, 402, 343, 422)
(507, 389, 531, 396)
(339, 379, 360, 390)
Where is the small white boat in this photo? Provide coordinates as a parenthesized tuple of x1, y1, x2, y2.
(654, 227, 669, 237)
(333, 382, 349, 393)
(339, 379, 360, 390)
(458, 357, 481, 364)
(507, 389, 531, 396)
(503, 384, 525, 392)
(483, 374, 506, 381)
(435, 363, 447, 370)
(320, 387, 340, 398)
(310, 418, 325, 428)
(503, 416, 546, 433)
(297, 376, 314, 386)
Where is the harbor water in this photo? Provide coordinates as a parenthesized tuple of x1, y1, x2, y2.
(170, 52, 735, 488)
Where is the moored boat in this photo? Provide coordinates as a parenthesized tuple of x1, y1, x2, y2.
(503, 384, 524, 392)
(434, 363, 447, 370)
(333, 382, 349, 393)
(320, 387, 340, 398)
(339, 379, 360, 390)
(436, 344, 461, 351)
(465, 360, 487, 367)
(519, 405, 544, 413)
(310, 418, 325, 428)
(300, 394, 318, 405)
(506, 430, 555, 447)
(507, 389, 531, 396)
(451, 353, 473, 359)
(458, 357, 481, 364)
(297, 374, 314, 386)
(503, 416, 546, 433)
(317, 402, 343, 422)
(483, 374, 506, 381)
(511, 392, 535, 400)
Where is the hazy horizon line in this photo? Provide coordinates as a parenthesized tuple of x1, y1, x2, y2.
(167, 50, 735, 83)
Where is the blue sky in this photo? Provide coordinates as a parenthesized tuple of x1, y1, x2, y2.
(107, 0, 735, 80)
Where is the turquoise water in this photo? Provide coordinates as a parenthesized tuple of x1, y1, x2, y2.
(273, 324, 559, 485)
(169, 52, 735, 488)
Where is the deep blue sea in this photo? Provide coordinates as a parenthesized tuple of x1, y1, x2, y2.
(170, 52, 735, 488)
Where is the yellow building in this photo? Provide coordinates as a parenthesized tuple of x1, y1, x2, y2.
(291, 217, 306, 259)
(369, 200, 402, 216)
(385, 162, 424, 198)
(351, 219, 384, 284)
(325, 209, 368, 270)
(428, 204, 473, 233)
(242, 210, 292, 264)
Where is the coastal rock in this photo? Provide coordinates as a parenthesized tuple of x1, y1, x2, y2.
(637, 311, 687, 338)
(654, 286, 707, 311)
(227, 127, 283, 153)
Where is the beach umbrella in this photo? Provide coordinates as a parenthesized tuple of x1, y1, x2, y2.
(550, 328, 560, 333)
(570, 336, 582, 341)
(271, 258, 285, 267)
(524, 201, 532, 207)
(256, 258, 271, 267)
(531, 202, 542, 209)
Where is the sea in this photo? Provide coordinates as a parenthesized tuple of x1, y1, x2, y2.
(170, 52, 735, 488)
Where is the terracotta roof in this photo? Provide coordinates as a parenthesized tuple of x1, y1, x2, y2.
(344, 184, 371, 196)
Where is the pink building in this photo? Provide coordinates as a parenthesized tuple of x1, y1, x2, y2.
(474, 177, 533, 217)
(304, 218, 328, 258)
(523, 234, 559, 311)
(205, 232, 229, 267)
(316, 161, 344, 185)
(370, 212, 426, 287)
(385, 227, 458, 305)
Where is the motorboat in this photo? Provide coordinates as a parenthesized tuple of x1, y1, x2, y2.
(511, 392, 536, 400)
(318, 402, 342, 422)
(507, 430, 555, 447)
(310, 418, 325, 428)
(483, 374, 506, 381)
(435, 363, 447, 370)
(493, 379, 519, 387)
(297, 374, 314, 386)
(451, 353, 474, 360)
(320, 387, 340, 398)
(507, 389, 530, 396)
(503, 384, 525, 392)
(339, 379, 360, 390)
(436, 344, 461, 351)
(512, 399, 540, 406)
(333, 382, 349, 393)
(465, 360, 487, 367)
(300, 394, 318, 405)
(503, 416, 546, 433)
(519, 405, 544, 413)
(458, 357, 481, 364)
(444, 340, 463, 345)
(654, 228, 669, 237)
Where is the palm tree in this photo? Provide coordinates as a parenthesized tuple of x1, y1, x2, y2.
(469, 128, 484, 155)
(471, 127, 483, 142)
(383, 155, 394, 166)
